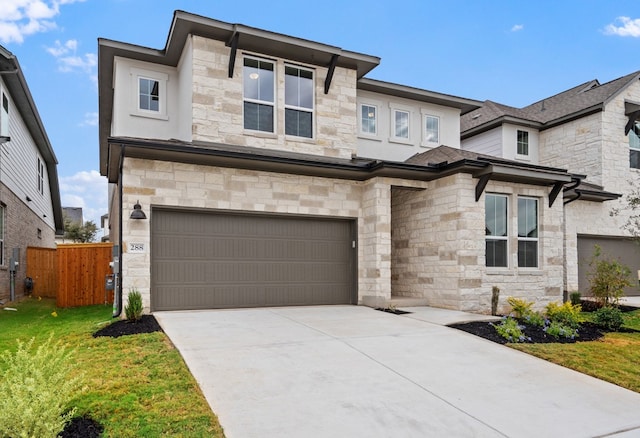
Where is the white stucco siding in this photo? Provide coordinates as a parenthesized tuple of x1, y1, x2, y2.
(0, 80, 55, 231)
(501, 124, 539, 164)
(461, 127, 502, 157)
(176, 36, 193, 142)
(111, 57, 183, 141)
(356, 90, 461, 162)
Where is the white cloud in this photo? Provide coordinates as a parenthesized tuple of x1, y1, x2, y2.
(0, 0, 85, 44)
(79, 111, 98, 127)
(604, 16, 640, 37)
(511, 24, 524, 32)
(46, 39, 96, 73)
(60, 170, 108, 232)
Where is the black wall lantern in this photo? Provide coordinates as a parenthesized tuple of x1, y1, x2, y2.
(130, 200, 147, 220)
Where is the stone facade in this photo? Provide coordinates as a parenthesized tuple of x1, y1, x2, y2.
(392, 174, 565, 314)
(191, 37, 358, 159)
(0, 182, 56, 302)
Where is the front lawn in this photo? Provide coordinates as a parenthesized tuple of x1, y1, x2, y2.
(510, 308, 640, 393)
(0, 297, 225, 437)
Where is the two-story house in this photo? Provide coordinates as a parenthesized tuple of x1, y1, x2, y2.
(461, 71, 640, 297)
(0, 45, 64, 302)
(99, 11, 582, 315)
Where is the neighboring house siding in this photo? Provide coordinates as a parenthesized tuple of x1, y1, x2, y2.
(0, 182, 55, 301)
(461, 127, 502, 157)
(392, 174, 564, 313)
(539, 112, 603, 185)
(190, 36, 357, 159)
(356, 89, 461, 161)
(0, 83, 55, 231)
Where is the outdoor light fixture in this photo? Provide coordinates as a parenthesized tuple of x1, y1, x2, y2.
(130, 200, 147, 220)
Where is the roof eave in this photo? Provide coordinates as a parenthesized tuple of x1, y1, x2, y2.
(461, 116, 543, 139)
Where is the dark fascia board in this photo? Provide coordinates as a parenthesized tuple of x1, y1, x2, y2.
(565, 187, 621, 202)
(0, 46, 64, 233)
(358, 78, 482, 115)
(538, 103, 604, 132)
(99, 10, 380, 176)
(474, 162, 573, 186)
(461, 115, 543, 139)
(105, 137, 442, 184)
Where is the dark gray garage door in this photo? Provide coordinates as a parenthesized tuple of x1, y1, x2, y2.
(577, 235, 640, 297)
(151, 209, 357, 311)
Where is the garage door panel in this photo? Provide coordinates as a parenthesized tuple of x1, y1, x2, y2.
(152, 209, 356, 310)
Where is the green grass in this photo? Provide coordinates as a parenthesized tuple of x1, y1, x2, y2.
(0, 297, 225, 437)
(512, 308, 640, 393)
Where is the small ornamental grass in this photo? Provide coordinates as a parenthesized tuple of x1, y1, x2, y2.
(0, 334, 84, 438)
(125, 289, 143, 322)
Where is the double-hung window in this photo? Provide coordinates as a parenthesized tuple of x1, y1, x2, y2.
(517, 197, 538, 268)
(630, 121, 640, 169)
(37, 158, 44, 195)
(517, 130, 529, 156)
(139, 77, 159, 112)
(1, 92, 8, 137)
(360, 104, 377, 135)
(243, 58, 275, 133)
(485, 194, 508, 267)
(393, 109, 410, 140)
(424, 115, 439, 144)
(285, 65, 313, 138)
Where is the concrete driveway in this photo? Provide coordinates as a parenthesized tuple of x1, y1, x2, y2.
(155, 306, 640, 438)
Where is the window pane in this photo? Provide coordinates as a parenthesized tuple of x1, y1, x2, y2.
(486, 240, 508, 267)
(518, 198, 538, 238)
(631, 149, 640, 169)
(395, 111, 409, 138)
(285, 67, 313, 109)
(425, 115, 439, 143)
(244, 59, 274, 103)
(518, 241, 538, 268)
(244, 102, 274, 132)
(139, 78, 159, 112)
(285, 108, 312, 138)
(485, 194, 507, 237)
(517, 130, 529, 155)
(361, 105, 376, 134)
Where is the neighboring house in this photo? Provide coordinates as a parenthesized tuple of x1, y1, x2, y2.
(56, 206, 83, 244)
(0, 45, 64, 302)
(98, 11, 587, 315)
(461, 71, 640, 296)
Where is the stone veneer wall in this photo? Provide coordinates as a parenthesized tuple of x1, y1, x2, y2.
(0, 183, 56, 301)
(191, 36, 358, 159)
(391, 174, 565, 314)
(120, 158, 420, 312)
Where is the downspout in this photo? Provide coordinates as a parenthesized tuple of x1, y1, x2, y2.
(112, 146, 124, 317)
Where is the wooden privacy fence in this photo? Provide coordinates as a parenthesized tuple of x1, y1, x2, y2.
(27, 243, 114, 308)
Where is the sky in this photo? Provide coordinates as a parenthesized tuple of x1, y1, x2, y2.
(1, 0, 640, 236)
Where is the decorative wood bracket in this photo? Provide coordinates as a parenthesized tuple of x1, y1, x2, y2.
(548, 182, 564, 207)
(227, 32, 239, 78)
(324, 54, 339, 94)
(475, 173, 491, 202)
(625, 109, 640, 134)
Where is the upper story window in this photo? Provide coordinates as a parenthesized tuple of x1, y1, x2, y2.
(517, 197, 538, 268)
(629, 121, 640, 169)
(360, 104, 377, 136)
(243, 57, 275, 133)
(37, 158, 44, 195)
(139, 77, 159, 112)
(131, 68, 168, 120)
(485, 194, 508, 268)
(393, 109, 410, 140)
(517, 130, 529, 156)
(285, 65, 314, 138)
(1, 92, 8, 137)
(424, 115, 439, 144)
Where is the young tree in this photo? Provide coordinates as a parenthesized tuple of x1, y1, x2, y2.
(63, 217, 98, 243)
(610, 179, 640, 238)
(588, 245, 632, 306)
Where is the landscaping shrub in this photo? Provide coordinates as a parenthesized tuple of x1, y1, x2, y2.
(588, 245, 632, 306)
(593, 306, 624, 331)
(546, 301, 583, 329)
(492, 317, 530, 343)
(543, 320, 578, 340)
(125, 289, 143, 322)
(0, 334, 83, 438)
(523, 311, 546, 327)
(507, 297, 534, 319)
(569, 291, 581, 306)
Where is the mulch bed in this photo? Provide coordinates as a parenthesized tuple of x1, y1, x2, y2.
(59, 416, 103, 438)
(92, 314, 163, 338)
(450, 301, 640, 345)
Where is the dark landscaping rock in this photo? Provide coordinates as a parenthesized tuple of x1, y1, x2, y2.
(92, 314, 163, 338)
